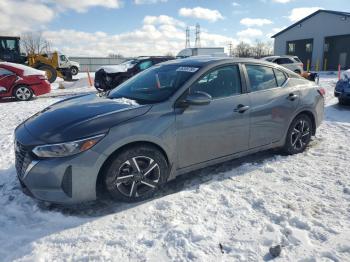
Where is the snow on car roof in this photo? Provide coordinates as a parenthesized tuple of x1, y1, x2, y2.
(0, 62, 46, 76)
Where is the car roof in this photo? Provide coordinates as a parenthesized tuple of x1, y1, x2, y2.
(160, 56, 275, 67)
(263, 55, 298, 60)
(0, 62, 45, 76)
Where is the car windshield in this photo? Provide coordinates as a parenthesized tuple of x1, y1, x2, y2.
(121, 59, 138, 68)
(108, 64, 199, 103)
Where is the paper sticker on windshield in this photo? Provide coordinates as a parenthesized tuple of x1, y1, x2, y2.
(176, 66, 199, 73)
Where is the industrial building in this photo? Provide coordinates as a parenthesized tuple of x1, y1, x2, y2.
(272, 10, 350, 71)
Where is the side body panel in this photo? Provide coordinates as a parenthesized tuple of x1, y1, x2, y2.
(175, 94, 250, 168)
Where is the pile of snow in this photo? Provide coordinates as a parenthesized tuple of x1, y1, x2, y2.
(0, 74, 349, 261)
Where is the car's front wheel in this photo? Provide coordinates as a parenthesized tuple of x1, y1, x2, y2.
(104, 145, 168, 202)
(338, 98, 348, 105)
(70, 66, 79, 75)
(283, 114, 312, 155)
(13, 85, 33, 101)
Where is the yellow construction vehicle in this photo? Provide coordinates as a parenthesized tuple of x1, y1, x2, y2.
(27, 52, 74, 83)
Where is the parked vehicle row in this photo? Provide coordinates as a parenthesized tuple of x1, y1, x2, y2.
(14, 57, 325, 204)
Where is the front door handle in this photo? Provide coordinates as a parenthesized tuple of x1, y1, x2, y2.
(234, 104, 250, 113)
(287, 93, 298, 101)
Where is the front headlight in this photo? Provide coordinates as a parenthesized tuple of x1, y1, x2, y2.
(32, 134, 105, 158)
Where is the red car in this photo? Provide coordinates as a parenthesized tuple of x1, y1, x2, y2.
(0, 62, 51, 101)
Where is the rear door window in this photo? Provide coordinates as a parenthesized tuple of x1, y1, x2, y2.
(246, 65, 278, 92)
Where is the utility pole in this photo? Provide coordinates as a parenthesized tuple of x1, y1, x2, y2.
(228, 42, 233, 57)
(185, 26, 190, 48)
(195, 23, 201, 48)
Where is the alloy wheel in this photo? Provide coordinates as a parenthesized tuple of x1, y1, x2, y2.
(113, 156, 160, 198)
(15, 87, 32, 101)
(290, 119, 310, 151)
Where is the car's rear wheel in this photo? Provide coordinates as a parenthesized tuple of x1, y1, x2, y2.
(13, 85, 33, 101)
(283, 114, 312, 155)
(104, 145, 168, 202)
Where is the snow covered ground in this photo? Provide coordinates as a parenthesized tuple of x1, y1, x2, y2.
(0, 73, 349, 261)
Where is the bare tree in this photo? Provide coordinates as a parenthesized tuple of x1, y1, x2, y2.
(21, 32, 51, 55)
(108, 53, 124, 59)
(264, 41, 274, 56)
(164, 51, 174, 57)
(235, 41, 251, 57)
(253, 39, 265, 58)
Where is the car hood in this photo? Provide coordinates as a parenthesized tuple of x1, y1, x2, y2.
(23, 94, 151, 144)
(99, 64, 134, 74)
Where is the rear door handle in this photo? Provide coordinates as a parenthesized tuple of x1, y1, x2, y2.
(234, 104, 250, 113)
(287, 93, 298, 101)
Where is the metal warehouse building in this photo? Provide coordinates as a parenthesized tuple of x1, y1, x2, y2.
(272, 10, 350, 71)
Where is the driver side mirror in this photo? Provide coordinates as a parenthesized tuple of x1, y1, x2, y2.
(177, 91, 212, 107)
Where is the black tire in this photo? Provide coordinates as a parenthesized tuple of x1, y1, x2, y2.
(104, 145, 169, 202)
(13, 85, 33, 101)
(338, 98, 348, 105)
(37, 65, 57, 83)
(294, 69, 301, 74)
(283, 114, 312, 155)
(70, 66, 79, 76)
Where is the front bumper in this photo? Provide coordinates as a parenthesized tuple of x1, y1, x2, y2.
(334, 91, 350, 100)
(15, 142, 107, 204)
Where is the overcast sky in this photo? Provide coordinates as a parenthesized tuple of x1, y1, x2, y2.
(1, 0, 349, 57)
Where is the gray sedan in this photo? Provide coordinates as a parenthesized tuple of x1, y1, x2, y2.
(14, 57, 325, 204)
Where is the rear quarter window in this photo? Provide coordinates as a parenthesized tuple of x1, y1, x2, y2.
(293, 57, 302, 63)
(0, 68, 14, 76)
(273, 69, 287, 86)
(246, 64, 278, 92)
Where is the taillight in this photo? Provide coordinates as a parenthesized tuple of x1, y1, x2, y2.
(38, 75, 47, 80)
(317, 88, 326, 97)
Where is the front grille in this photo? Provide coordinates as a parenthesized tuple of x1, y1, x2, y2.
(15, 141, 32, 178)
